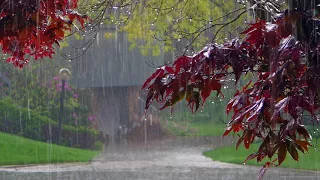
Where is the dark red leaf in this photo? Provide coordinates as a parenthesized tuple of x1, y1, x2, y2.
(257, 162, 271, 180)
(244, 152, 258, 164)
(241, 20, 265, 35)
(268, 144, 279, 158)
(258, 135, 270, 153)
(244, 130, 253, 149)
(278, 142, 287, 165)
(222, 126, 232, 137)
(210, 79, 222, 96)
(275, 97, 289, 111)
(142, 69, 164, 90)
(299, 97, 315, 116)
(226, 99, 235, 114)
(257, 153, 267, 163)
(173, 56, 190, 73)
(295, 140, 311, 153)
(226, 91, 241, 114)
(236, 133, 245, 150)
(165, 66, 175, 74)
(241, 20, 266, 46)
(286, 141, 299, 161)
(296, 125, 311, 141)
(186, 91, 200, 113)
(159, 90, 186, 110)
(232, 123, 244, 133)
(54, 29, 64, 39)
(200, 86, 211, 103)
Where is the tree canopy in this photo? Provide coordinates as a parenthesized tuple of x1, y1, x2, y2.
(142, 0, 320, 179)
(0, 0, 87, 67)
(75, 0, 244, 58)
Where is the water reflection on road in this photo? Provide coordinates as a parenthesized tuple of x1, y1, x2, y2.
(0, 137, 319, 180)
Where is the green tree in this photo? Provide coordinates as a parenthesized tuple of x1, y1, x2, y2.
(0, 55, 91, 127)
(76, 0, 245, 57)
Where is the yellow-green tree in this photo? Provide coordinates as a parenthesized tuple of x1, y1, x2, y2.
(77, 0, 246, 57)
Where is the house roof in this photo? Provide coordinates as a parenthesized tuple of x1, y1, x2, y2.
(68, 28, 165, 88)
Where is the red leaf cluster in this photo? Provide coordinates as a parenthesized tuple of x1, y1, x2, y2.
(143, 10, 320, 178)
(0, 0, 87, 67)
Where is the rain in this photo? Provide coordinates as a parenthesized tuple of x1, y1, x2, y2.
(0, 1, 319, 180)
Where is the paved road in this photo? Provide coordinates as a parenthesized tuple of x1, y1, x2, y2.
(0, 137, 319, 180)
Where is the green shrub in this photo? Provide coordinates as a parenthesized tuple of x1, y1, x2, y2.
(0, 97, 103, 149)
(93, 141, 104, 151)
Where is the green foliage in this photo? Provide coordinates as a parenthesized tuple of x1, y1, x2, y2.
(123, 1, 244, 55)
(0, 46, 100, 149)
(0, 132, 99, 166)
(93, 141, 104, 151)
(78, 0, 245, 56)
(161, 120, 227, 137)
(203, 139, 320, 171)
(0, 57, 93, 127)
(0, 97, 101, 149)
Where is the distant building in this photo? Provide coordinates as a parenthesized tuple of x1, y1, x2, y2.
(68, 27, 165, 142)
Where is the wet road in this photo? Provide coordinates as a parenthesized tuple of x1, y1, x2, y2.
(0, 137, 319, 180)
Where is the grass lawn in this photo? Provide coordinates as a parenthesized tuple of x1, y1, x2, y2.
(203, 140, 320, 171)
(0, 132, 100, 166)
(161, 120, 227, 136)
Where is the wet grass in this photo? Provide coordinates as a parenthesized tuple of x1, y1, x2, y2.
(0, 132, 100, 166)
(161, 120, 227, 136)
(203, 140, 320, 171)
